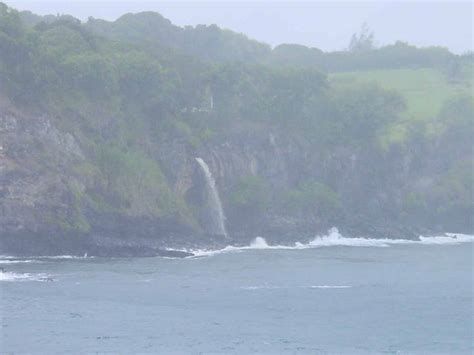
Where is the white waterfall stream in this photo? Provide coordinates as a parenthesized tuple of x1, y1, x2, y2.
(195, 157, 228, 238)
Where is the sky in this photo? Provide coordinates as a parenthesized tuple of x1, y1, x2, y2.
(5, 1, 473, 54)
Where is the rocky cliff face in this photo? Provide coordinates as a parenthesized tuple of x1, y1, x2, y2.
(0, 98, 224, 256)
(174, 127, 471, 243)
(0, 99, 81, 242)
(0, 97, 471, 256)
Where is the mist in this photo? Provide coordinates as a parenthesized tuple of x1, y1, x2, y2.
(6, 0, 473, 53)
(1, 1, 473, 353)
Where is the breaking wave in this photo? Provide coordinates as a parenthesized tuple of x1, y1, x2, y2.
(0, 255, 92, 265)
(0, 272, 55, 282)
(38, 255, 93, 259)
(0, 259, 43, 264)
(189, 228, 474, 257)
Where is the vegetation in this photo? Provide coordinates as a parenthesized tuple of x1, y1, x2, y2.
(230, 175, 269, 212)
(0, 2, 471, 231)
(330, 67, 473, 146)
(330, 68, 471, 120)
(284, 182, 342, 217)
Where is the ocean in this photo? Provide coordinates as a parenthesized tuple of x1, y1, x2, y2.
(1, 229, 473, 354)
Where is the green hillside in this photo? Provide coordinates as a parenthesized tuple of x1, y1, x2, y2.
(330, 68, 473, 145)
(330, 68, 472, 120)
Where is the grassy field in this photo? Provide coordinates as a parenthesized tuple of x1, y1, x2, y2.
(329, 68, 473, 145)
(330, 68, 472, 120)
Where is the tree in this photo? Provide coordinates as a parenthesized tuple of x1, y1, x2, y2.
(348, 23, 375, 52)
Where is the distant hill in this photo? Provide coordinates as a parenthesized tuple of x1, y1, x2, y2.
(85, 12, 272, 64)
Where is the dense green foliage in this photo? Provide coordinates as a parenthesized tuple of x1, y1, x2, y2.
(230, 175, 269, 211)
(284, 181, 342, 217)
(86, 12, 272, 64)
(1, 3, 472, 230)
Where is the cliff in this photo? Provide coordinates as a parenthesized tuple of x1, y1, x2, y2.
(1, 93, 471, 256)
(0, 4, 472, 256)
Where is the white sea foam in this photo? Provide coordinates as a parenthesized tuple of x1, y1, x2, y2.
(39, 255, 93, 259)
(0, 259, 42, 264)
(0, 272, 55, 282)
(190, 238, 296, 257)
(188, 228, 474, 257)
(0, 255, 93, 264)
(420, 233, 474, 245)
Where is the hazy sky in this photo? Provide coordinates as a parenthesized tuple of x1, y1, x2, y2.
(5, 1, 473, 53)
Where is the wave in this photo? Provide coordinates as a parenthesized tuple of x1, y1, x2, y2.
(189, 237, 295, 257)
(0, 272, 55, 282)
(38, 255, 93, 259)
(0, 255, 93, 264)
(188, 228, 474, 257)
(421, 233, 474, 245)
(1, 231, 471, 261)
(0, 259, 43, 264)
(0, 255, 92, 267)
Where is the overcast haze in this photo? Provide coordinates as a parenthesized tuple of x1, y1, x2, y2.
(5, 1, 473, 53)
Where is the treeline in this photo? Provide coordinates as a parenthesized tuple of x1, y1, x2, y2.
(14, 6, 472, 74)
(270, 42, 472, 75)
(84, 12, 471, 75)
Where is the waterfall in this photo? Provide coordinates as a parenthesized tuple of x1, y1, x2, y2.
(195, 157, 228, 238)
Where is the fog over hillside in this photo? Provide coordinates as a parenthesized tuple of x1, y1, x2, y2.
(0, 1, 472, 256)
(1, 2, 473, 354)
(6, 0, 473, 54)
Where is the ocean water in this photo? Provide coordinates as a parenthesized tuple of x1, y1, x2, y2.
(1, 230, 473, 354)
